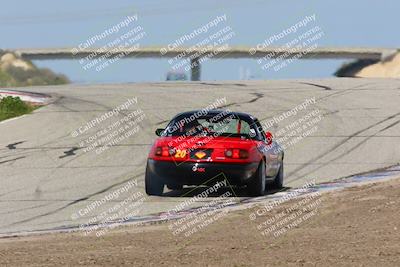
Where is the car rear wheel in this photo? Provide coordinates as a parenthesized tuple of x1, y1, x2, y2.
(247, 161, 266, 196)
(145, 164, 164, 196)
(272, 163, 284, 189)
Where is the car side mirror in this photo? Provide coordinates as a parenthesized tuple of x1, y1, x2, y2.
(265, 132, 273, 145)
(155, 128, 164, 136)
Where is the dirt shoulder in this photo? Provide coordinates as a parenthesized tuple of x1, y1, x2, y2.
(1, 178, 399, 266)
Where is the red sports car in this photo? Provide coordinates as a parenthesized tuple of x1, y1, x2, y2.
(145, 110, 284, 196)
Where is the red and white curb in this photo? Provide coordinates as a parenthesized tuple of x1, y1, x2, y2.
(0, 89, 51, 106)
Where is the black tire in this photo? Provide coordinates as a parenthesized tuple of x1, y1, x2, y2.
(272, 163, 284, 189)
(145, 164, 164, 196)
(247, 161, 266, 196)
(166, 184, 183, 190)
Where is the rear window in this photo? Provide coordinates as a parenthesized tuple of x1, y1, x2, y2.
(163, 111, 259, 139)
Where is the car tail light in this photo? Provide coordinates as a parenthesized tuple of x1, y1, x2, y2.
(233, 149, 240, 158)
(168, 147, 176, 156)
(155, 146, 172, 157)
(239, 149, 249, 159)
(155, 147, 162, 156)
(225, 149, 248, 159)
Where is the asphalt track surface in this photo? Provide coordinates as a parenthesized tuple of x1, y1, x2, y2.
(0, 78, 399, 235)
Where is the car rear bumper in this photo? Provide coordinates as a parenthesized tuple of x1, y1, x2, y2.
(146, 159, 259, 186)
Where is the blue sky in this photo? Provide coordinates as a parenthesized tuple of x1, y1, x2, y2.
(1, 0, 399, 83)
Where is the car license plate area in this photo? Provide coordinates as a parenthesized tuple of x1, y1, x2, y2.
(190, 149, 213, 160)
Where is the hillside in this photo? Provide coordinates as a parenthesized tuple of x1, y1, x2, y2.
(0, 51, 69, 87)
(336, 52, 400, 78)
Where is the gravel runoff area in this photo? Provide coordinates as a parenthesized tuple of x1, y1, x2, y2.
(0, 176, 399, 266)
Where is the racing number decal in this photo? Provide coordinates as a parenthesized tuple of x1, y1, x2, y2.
(175, 149, 186, 158)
